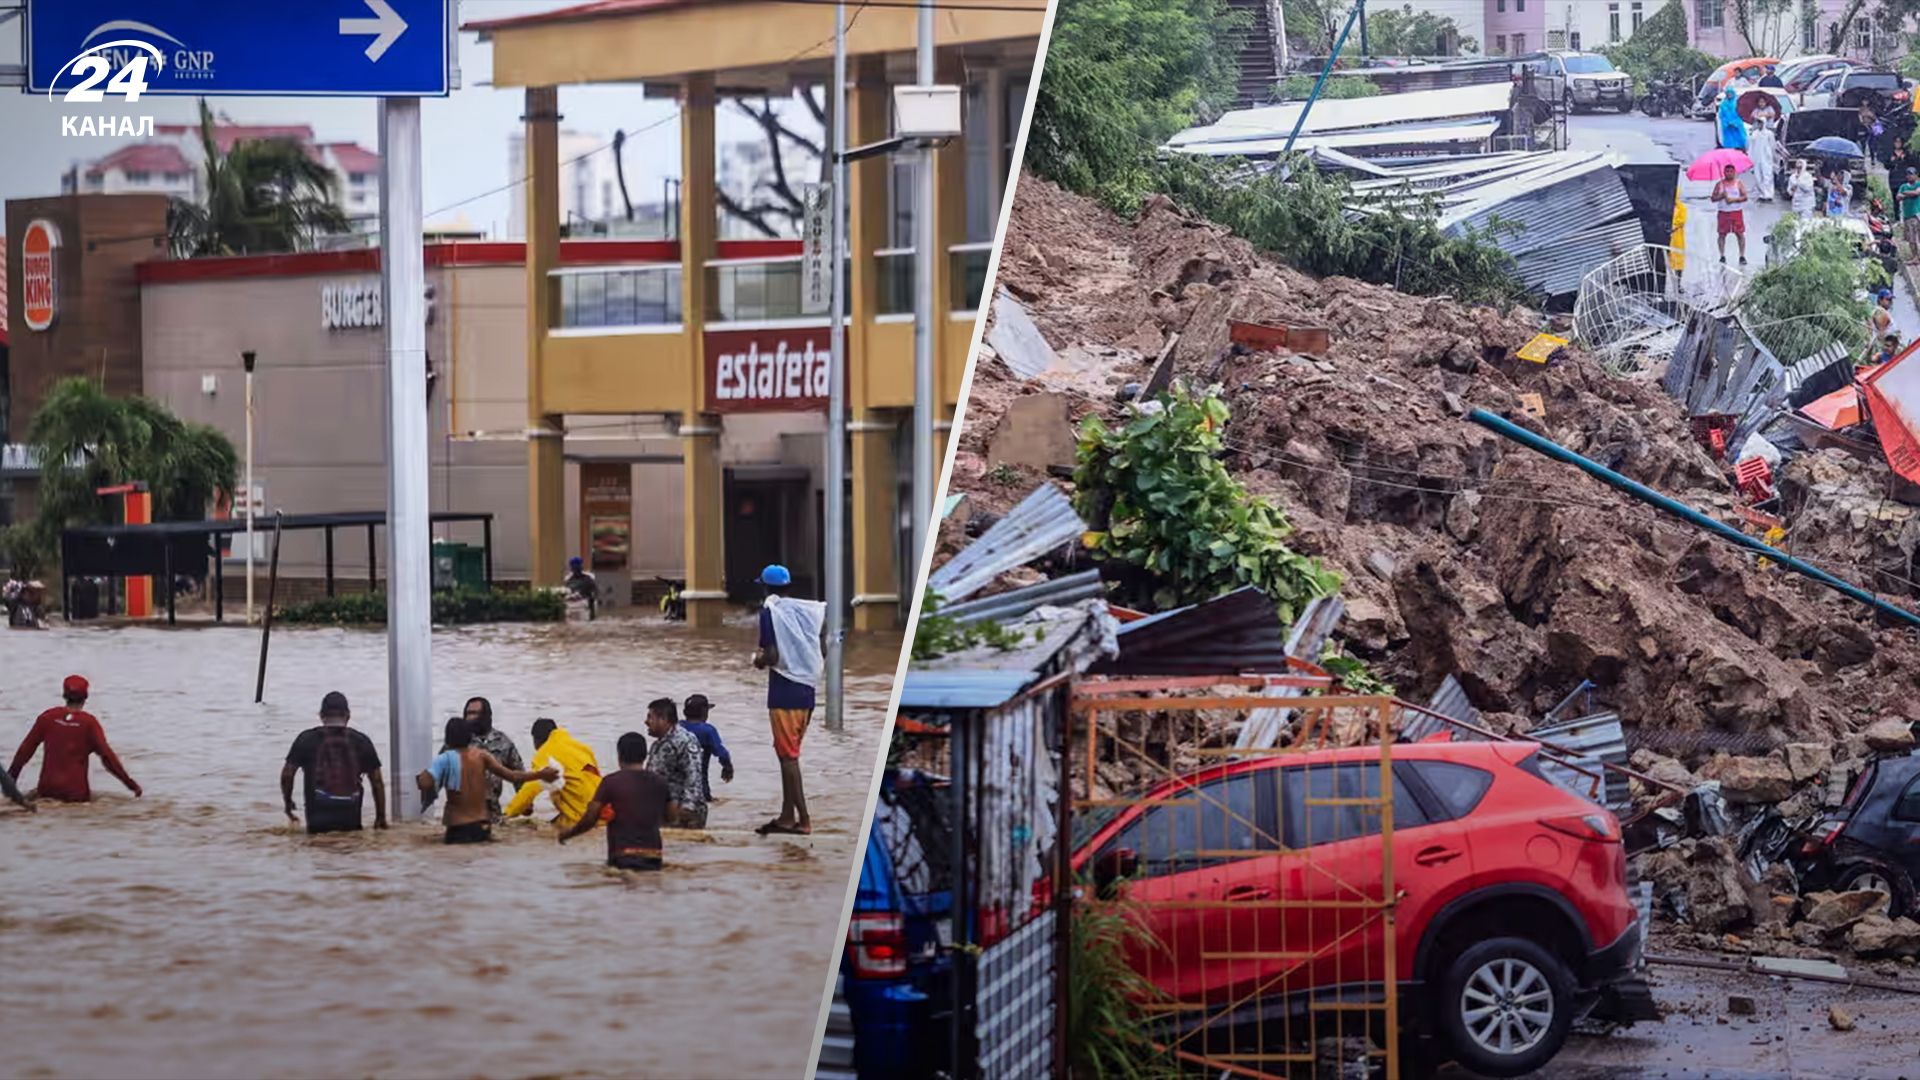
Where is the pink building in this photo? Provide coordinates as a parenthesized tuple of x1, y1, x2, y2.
(1480, 0, 1888, 61)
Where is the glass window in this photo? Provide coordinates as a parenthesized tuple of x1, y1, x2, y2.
(964, 80, 993, 244)
(1698, 0, 1723, 29)
(1515, 0, 1524, 10)
(1564, 55, 1615, 73)
(1282, 763, 1426, 847)
(1632, 1, 1644, 31)
(1513, 32, 1526, 52)
(1854, 17, 1871, 49)
(1099, 771, 1280, 877)
(1496, 0, 1504, 12)
(1570, 31, 1581, 50)
(888, 160, 915, 250)
(1895, 775, 1920, 821)
(126, 170, 151, 183)
(1412, 761, 1495, 821)
(1495, 34, 1507, 55)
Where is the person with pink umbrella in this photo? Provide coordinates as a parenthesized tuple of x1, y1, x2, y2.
(1712, 162, 1752, 266)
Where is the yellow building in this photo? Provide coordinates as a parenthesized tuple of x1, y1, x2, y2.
(468, 0, 1045, 630)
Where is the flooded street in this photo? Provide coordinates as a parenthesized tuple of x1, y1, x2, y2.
(0, 618, 900, 1079)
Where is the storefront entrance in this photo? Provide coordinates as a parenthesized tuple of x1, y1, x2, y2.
(724, 466, 813, 602)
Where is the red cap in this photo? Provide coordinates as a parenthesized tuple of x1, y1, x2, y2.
(63, 674, 89, 696)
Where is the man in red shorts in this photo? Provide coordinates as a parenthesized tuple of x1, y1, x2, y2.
(752, 563, 823, 836)
(9, 675, 142, 803)
(1712, 163, 1750, 266)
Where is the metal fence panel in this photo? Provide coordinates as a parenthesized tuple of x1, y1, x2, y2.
(976, 909, 1057, 1080)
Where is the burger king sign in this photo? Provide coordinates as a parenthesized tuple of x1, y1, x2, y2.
(21, 219, 60, 332)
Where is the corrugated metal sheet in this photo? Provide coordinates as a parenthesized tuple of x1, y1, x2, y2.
(1090, 585, 1288, 676)
(1513, 219, 1648, 298)
(1235, 595, 1347, 750)
(1531, 711, 1630, 809)
(1441, 158, 1634, 249)
(1403, 673, 1483, 742)
(942, 570, 1105, 626)
(898, 669, 1040, 710)
(1169, 82, 1513, 148)
(928, 483, 1085, 605)
(1172, 118, 1501, 158)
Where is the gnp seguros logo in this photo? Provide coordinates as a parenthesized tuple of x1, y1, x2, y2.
(48, 21, 215, 137)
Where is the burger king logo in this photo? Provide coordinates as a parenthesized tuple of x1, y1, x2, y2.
(21, 220, 60, 332)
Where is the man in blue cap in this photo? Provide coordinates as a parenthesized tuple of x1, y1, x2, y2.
(564, 555, 597, 619)
(751, 563, 825, 835)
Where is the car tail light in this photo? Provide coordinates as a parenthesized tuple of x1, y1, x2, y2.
(1799, 819, 1846, 857)
(1538, 812, 1620, 843)
(848, 912, 908, 979)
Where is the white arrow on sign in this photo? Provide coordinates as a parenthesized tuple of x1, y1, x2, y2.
(340, 0, 408, 62)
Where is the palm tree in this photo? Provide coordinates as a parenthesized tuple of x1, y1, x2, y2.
(3, 377, 238, 577)
(168, 100, 350, 257)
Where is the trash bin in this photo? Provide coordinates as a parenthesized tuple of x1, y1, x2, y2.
(431, 542, 486, 591)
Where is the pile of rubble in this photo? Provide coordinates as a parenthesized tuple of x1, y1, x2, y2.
(960, 175, 1920, 744)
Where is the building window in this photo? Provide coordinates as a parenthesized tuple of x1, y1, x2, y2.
(1496, 0, 1505, 12)
(1515, 0, 1524, 10)
(1699, 0, 1723, 30)
(125, 170, 151, 183)
(1512, 32, 1526, 51)
(1803, 3, 1818, 48)
(1854, 17, 1871, 50)
(349, 171, 371, 185)
(1495, 33, 1508, 54)
(1609, 2, 1621, 40)
(1631, 1, 1644, 31)
(1570, 30, 1582, 49)
(163, 171, 186, 184)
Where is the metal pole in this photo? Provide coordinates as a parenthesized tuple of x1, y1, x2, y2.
(1468, 408, 1920, 630)
(255, 512, 284, 704)
(824, 0, 849, 732)
(1358, 0, 1368, 58)
(911, 0, 936, 589)
(243, 351, 256, 624)
(1282, 3, 1361, 153)
(381, 97, 433, 821)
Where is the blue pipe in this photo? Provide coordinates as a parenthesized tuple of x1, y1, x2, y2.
(1282, 5, 1363, 155)
(1468, 408, 1920, 631)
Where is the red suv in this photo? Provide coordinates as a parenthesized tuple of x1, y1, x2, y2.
(1072, 740, 1647, 1077)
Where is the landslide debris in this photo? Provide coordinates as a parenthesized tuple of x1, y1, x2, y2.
(957, 175, 1920, 742)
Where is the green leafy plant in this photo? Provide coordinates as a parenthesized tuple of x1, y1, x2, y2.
(910, 590, 1032, 660)
(1069, 894, 1178, 1079)
(1597, 1, 1717, 93)
(1274, 73, 1382, 101)
(277, 586, 565, 626)
(1740, 217, 1877, 362)
(1869, 173, 1894, 210)
(1320, 643, 1395, 696)
(1356, 3, 1478, 56)
(986, 462, 1023, 486)
(1074, 384, 1341, 619)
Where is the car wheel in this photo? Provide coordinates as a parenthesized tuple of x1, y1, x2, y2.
(1438, 937, 1575, 1078)
(1834, 861, 1915, 918)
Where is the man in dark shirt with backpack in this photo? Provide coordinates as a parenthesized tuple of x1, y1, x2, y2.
(282, 690, 387, 834)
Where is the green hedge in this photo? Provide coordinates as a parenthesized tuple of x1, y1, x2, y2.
(276, 587, 565, 626)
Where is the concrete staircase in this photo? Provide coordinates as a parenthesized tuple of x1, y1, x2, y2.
(1229, 0, 1279, 108)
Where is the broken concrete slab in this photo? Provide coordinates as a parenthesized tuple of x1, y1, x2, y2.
(1782, 742, 1834, 785)
(1716, 756, 1796, 804)
(985, 291, 1059, 379)
(1864, 717, 1916, 753)
(1801, 890, 1889, 933)
(1847, 914, 1920, 958)
(987, 393, 1079, 473)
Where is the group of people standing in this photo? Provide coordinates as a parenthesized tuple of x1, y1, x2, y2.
(10, 563, 829, 876)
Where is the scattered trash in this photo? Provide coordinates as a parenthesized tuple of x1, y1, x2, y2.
(1828, 1004, 1855, 1032)
(1727, 994, 1756, 1015)
(1229, 319, 1329, 357)
(1516, 332, 1567, 364)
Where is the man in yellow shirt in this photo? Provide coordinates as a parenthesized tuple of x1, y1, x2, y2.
(504, 718, 604, 828)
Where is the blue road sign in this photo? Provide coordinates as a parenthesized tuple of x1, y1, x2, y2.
(25, 1, 453, 97)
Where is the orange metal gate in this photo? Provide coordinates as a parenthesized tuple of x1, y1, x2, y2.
(1071, 678, 1402, 1079)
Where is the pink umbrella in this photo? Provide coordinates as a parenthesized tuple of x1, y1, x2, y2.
(1687, 148, 1754, 180)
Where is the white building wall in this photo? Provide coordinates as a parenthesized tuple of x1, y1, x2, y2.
(507, 130, 620, 238)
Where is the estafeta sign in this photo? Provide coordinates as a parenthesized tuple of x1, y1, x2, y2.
(321, 281, 383, 330)
(21, 219, 60, 332)
(704, 328, 833, 413)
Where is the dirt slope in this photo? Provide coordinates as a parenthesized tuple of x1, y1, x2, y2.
(954, 175, 1920, 745)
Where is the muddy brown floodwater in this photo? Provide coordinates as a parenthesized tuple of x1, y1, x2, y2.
(0, 617, 900, 1079)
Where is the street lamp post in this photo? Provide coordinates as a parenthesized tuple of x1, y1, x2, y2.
(242, 350, 256, 625)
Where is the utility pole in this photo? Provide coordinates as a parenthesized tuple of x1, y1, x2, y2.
(911, 0, 936, 583)
(824, 0, 850, 732)
(243, 350, 256, 625)
(380, 96, 432, 820)
(1358, 0, 1369, 59)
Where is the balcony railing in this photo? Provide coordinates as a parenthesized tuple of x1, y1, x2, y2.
(950, 242, 992, 314)
(551, 264, 681, 331)
(707, 255, 850, 323)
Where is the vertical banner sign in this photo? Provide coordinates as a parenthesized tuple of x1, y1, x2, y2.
(21, 220, 60, 332)
(801, 182, 832, 316)
(580, 463, 633, 571)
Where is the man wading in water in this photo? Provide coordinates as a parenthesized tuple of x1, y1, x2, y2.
(559, 731, 669, 871)
(437, 716, 555, 844)
(751, 564, 825, 836)
(282, 691, 382, 834)
(458, 697, 525, 822)
(11, 675, 140, 805)
(644, 698, 706, 828)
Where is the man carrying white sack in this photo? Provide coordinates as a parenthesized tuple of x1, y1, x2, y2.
(750, 563, 825, 836)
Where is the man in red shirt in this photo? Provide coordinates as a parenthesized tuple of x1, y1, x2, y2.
(9, 675, 141, 803)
